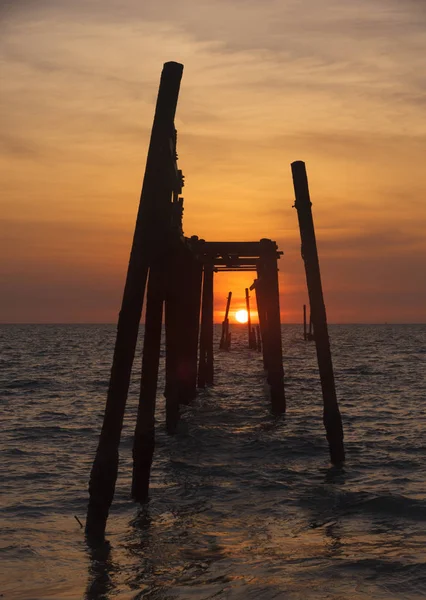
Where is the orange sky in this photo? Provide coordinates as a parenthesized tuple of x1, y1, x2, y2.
(1, 0, 426, 323)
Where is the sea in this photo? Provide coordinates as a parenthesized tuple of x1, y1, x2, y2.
(1, 323, 426, 600)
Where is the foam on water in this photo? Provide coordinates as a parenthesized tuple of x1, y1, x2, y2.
(1, 324, 426, 599)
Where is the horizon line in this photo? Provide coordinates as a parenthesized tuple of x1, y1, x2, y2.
(1, 322, 425, 326)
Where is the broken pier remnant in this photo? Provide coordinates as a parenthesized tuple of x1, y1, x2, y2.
(291, 160, 345, 465)
(86, 61, 184, 538)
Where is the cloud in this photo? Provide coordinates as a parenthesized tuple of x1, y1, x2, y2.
(1, 0, 426, 322)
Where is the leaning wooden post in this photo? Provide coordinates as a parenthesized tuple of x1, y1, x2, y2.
(132, 263, 164, 503)
(303, 304, 307, 341)
(86, 61, 184, 538)
(220, 292, 232, 349)
(291, 160, 345, 465)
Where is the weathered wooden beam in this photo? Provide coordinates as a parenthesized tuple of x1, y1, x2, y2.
(291, 160, 345, 465)
(212, 258, 260, 266)
(196, 240, 282, 257)
(215, 267, 258, 272)
(86, 61, 184, 539)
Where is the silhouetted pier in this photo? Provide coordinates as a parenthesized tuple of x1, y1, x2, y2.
(86, 61, 344, 538)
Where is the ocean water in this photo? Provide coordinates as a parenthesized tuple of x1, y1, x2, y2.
(1, 323, 426, 600)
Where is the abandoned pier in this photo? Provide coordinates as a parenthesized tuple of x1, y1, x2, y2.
(85, 61, 345, 538)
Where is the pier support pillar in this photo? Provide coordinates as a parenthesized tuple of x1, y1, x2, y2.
(259, 242, 286, 415)
(252, 277, 268, 370)
(245, 288, 256, 349)
(198, 262, 214, 387)
(132, 263, 164, 503)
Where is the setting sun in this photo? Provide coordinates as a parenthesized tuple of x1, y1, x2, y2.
(235, 310, 248, 324)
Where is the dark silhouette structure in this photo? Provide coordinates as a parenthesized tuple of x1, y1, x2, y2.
(292, 161, 345, 465)
(85, 61, 344, 538)
(219, 292, 232, 350)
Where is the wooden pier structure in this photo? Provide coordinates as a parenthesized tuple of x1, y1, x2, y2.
(85, 61, 345, 538)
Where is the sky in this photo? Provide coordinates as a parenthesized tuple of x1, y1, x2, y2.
(1, 0, 426, 323)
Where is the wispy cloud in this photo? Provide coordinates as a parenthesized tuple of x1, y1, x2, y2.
(1, 0, 425, 321)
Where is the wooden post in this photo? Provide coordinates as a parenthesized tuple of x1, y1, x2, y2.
(164, 273, 180, 434)
(185, 254, 203, 399)
(205, 263, 214, 385)
(220, 292, 232, 350)
(86, 61, 184, 538)
(132, 263, 164, 503)
(163, 245, 202, 432)
(291, 160, 345, 465)
(308, 311, 314, 340)
(255, 325, 262, 352)
(259, 243, 286, 415)
(252, 277, 268, 370)
(303, 304, 307, 341)
(245, 288, 254, 348)
(166, 246, 203, 407)
(198, 262, 214, 387)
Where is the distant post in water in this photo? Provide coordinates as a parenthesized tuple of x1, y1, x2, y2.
(220, 292, 232, 350)
(245, 288, 255, 349)
(291, 160, 345, 465)
(303, 304, 307, 341)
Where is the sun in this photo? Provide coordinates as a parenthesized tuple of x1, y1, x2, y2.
(235, 309, 248, 324)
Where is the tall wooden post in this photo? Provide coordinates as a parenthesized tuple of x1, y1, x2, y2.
(198, 262, 214, 387)
(259, 243, 286, 415)
(303, 304, 307, 341)
(86, 62, 184, 538)
(291, 160, 345, 465)
(132, 263, 164, 503)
